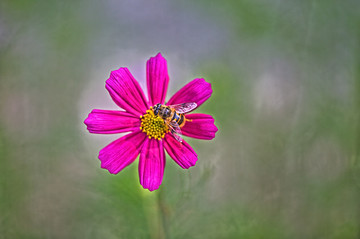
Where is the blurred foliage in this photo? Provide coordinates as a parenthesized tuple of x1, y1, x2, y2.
(1, 0, 360, 238)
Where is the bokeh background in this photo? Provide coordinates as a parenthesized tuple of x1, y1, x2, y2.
(1, 0, 360, 238)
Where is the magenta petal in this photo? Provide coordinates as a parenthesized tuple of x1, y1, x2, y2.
(146, 53, 169, 106)
(84, 109, 140, 134)
(167, 78, 212, 109)
(139, 139, 165, 191)
(99, 131, 146, 174)
(163, 134, 198, 169)
(182, 113, 218, 140)
(106, 68, 149, 116)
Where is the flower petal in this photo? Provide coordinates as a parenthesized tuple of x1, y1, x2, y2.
(139, 139, 166, 191)
(84, 109, 140, 134)
(106, 68, 149, 116)
(99, 131, 146, 174)
(181, 113, 218, 140)
(167, 78, 212, 109)
(146, 53, 169, 106)
(163, 134, 198, 169)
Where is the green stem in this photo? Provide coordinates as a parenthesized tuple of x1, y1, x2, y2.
(157, 188, 169, 239)
(353, 27, 360, 239)
(141, 189, 167, 239)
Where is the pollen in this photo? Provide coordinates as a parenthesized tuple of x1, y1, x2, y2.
(140, 108, 169, 140)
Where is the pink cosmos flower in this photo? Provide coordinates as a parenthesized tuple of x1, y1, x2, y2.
(84, 53, 218, 191)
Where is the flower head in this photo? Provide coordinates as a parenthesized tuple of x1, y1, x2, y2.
(84, 53, 218, 191)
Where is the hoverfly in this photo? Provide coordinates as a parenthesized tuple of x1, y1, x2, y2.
(153, 102, 197, 142)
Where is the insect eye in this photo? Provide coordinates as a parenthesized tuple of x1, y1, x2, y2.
(153, 104, 161, 115)
(153, 104, 159, 115)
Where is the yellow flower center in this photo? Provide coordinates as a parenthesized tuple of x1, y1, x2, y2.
(140, 107, 169, 140)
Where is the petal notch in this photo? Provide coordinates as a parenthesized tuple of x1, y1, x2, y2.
(146, 53, 169, 106)
(182, 113, 218, 140)
(106, 68, 149, 116)
(163, 134, 198, 169)
(167, 78, 212, 109)
(99, 131, 146, 174)
(139, 139, 166, 191)
(84, 109, 140, 134)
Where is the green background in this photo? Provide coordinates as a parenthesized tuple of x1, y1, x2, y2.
(1, 0, 360, 238)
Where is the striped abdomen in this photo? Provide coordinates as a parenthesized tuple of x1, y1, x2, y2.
(171, 111, 185, 127)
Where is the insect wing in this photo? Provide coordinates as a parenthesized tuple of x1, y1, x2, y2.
(166, 120, 183, 142)
(168, 102, 197, 114)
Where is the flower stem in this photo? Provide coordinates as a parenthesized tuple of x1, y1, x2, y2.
(141, 189, 167, 239)
(157, 188, 169, 239)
